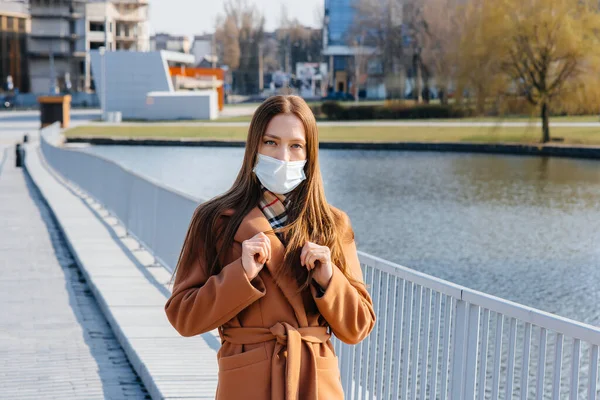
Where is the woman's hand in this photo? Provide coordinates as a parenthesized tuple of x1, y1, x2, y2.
(300, 241, 333, 290)
(241, 232, 271, 280)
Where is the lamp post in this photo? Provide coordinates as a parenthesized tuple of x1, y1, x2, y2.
(99, 46, 106, 121)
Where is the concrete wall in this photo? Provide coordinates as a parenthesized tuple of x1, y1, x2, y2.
(75, 19, 87, 53)
(28, 40, 70, 54)
(0, 1, 28, 14)
(29, 58, 73, 94)
(146, 91, 218, 120)
(31, 19, 70, 36)
(192, 39, 212, 64)
(90, 50, 171, 119)
(89, 50, 216, 120)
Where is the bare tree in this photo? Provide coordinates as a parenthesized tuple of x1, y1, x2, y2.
(352, 0, 405, 99)
(418, 0, 463, 105)
(349, 33, 376, 102)
(214, 14, 240, 70)
(277, 5, 322, 76)
(214, 0, 265, 94)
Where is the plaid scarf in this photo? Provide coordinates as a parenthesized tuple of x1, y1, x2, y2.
(258, 185, 292, 243)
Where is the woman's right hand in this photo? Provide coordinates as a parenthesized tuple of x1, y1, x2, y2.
(241, 232, 271, 280)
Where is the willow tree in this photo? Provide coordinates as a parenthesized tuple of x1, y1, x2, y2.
(419, 0, 465, 105)
(455, 0, 507, 114)
(492, 0, 600, 142)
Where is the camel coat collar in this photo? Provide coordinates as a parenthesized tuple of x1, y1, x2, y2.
(223, 206, 308, 326)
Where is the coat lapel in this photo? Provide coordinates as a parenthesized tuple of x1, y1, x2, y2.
(228, 206, 308, 326)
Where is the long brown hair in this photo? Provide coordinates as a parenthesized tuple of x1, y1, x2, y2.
(169, 95, 358, 290)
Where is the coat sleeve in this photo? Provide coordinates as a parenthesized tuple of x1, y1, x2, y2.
(165, 246, 266, 337)
(310, 212, 376, 345)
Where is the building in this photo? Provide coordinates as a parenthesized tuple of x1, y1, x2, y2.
(28, 0, 149, 94)
(322, 0, 401, 99)
(191, 34, 214, 66)
(150, 33, 190, 54)
(0, 0, 30, 93)
(89, 50, 218, 120)
(322, 0, 356, 95)
(84, 1, 150, 91)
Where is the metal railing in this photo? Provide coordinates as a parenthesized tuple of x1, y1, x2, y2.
(39, 123, 600, 399)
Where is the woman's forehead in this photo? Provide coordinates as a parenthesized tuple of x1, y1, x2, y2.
(264, 114, 306, 140)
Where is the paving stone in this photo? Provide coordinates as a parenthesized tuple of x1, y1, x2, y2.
(23, 137, 220, 399)
(0, 147, 150, 399)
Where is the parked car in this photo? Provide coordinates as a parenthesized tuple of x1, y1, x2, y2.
(321, 91, 355, 102)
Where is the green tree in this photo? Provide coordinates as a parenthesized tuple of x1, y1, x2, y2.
(491, 0, 600, 142)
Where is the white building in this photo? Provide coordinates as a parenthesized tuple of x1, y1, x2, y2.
(150, 33, 190, 53)
(28, 0, 149, 94)
(84, 1, 150, 91)
(89, 50, 218, 120)
(191, 34, 213, 66)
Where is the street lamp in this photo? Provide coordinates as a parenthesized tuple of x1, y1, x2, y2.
(99, 46, 106, 121)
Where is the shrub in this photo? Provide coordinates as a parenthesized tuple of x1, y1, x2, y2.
(318, 102, 469, 120)
(320, 101, 344, 119)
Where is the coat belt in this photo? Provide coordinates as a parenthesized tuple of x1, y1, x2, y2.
(220, 323, 331, 400)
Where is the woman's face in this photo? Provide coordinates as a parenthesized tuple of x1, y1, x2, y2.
(258, 113, 307, 162)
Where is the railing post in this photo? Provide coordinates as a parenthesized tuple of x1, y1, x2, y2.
(464, 304, 480, 400)
(451, 299, 468, 400)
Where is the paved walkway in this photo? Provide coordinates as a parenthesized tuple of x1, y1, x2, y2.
(0, 149, 149, 399)
(1, 110, 221, 399)
(24, 131, 220, 399)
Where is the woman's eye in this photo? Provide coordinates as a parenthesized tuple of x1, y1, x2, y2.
(265, 140, 276, 145)
(292, 144, 303, 149)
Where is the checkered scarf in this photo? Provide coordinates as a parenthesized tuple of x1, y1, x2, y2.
(258, 185, 292, 243)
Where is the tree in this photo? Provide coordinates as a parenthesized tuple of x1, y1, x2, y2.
(350, 33, 374, 102)
(214, 0, 265, 94)
(453, 0, 506, 114)
(490, 0, 600, 142)
(418, 0, 463, 105)
(214, 14, 240, 70)
(352, 0, 405, 99)
(277, 6, 323, 74)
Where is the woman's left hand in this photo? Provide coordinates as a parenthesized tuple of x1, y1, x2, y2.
(300, 241, 333, 290)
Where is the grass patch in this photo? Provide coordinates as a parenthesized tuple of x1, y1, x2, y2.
(213, 114, 600, 124)
(65, 125, 600, 145)
(214, 115, 254, 123)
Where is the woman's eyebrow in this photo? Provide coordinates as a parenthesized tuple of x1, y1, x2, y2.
(263, 133, 306, 143)
(263, 133, 281, 139)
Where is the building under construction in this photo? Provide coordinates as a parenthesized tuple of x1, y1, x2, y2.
(28, 0, 149, 93)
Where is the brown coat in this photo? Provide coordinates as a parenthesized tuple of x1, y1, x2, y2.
(164, 206, 376, 400)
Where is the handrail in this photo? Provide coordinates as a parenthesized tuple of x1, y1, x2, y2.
(39, 123, 600, 400)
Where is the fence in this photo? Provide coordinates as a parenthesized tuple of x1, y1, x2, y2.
(39, 123, 600, 399)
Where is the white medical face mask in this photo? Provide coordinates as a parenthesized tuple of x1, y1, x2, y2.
(253, 154, 307, 195)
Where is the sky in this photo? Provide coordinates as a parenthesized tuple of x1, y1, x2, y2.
(148, 0, 324, 38)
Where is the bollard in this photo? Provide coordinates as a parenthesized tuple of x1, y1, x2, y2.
(23, 134, 28, 143)
(15, 143, 24, 167)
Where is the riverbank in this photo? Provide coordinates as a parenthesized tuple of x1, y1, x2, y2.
(212, 114, 600, 124)
(64, 124, 600, 160)
(66, 124, 600, 145)
(66, 136, 600, 159)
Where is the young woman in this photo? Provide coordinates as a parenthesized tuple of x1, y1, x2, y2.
(164, 95, 375, 400)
